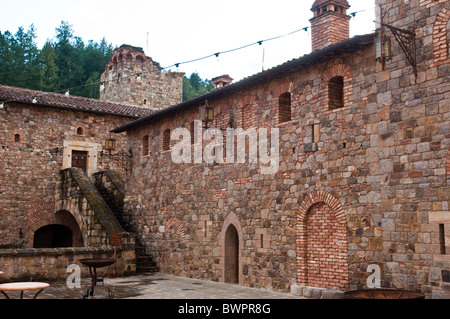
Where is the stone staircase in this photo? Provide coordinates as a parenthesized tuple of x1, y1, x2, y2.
(134, 241, 160, 273)
(92, 170, 160, 274)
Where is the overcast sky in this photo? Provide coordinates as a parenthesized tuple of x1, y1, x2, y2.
(0, 0, 376, 82)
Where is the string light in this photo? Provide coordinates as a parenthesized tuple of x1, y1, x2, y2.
(0, 7, 374, 108)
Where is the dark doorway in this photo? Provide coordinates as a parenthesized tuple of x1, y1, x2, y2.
(224, 225, 239, 284)
(72, 150, 88, 173)
(33, 224, 73, 248)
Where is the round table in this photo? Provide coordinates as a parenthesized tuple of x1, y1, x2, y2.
(0, 282, 50, 299)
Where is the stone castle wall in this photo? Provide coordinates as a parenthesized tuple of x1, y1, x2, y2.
(122, 0, 450, 297)
(0, 102, 132, 248)
(100, 45, 184, 109)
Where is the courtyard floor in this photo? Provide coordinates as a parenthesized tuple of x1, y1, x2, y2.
(18, 272, 303, 299)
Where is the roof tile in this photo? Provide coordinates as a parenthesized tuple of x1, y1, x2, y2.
(0, 84, 155, 118)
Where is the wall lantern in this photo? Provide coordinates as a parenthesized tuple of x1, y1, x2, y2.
(105, 138, 116, 151)
(200, 100, 214, 123)
(206, 107, 214, 122)
(376, 34, 391, 62)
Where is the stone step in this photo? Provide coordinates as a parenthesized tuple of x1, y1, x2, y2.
(290, 285, 344, 299)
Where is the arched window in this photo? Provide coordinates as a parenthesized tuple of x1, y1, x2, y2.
(142, 135, 149, 156)
(328, 76, 344, 110)
(241, 105, 252, 130)
(278, 92, 291, 123)
(162, 129, 171, 151)
(190, 121, 195, 145)
(14, 134, 20, 143)
(136, 55, 145, 63)
(76, 127, 84, 136)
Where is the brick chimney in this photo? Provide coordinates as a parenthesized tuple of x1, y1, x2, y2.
(310, 0, 351, 51)
(211, 74, 233, 89)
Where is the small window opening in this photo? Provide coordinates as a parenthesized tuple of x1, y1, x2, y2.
(76, 127, 84, 135)
(14, 134, 20, 143)
(440, 224, 446, 254)
(328, 76, 344, 110)
(142, 135, 149, 156)
(162, 129, 171, 151)
(190, 121, 195, 145)
(260, 234, 264, 248)
(278, 92, 292, 123)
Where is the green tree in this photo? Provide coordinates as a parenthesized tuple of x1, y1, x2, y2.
(0, 31, 14, 85)
(54, 21, 83, 93)
(3, 25, 43, 89)
(39, 41, 59, 92)
(182, 73, 214, 101)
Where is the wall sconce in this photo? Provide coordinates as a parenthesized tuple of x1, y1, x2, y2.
(206, 107, 214, 122)
(376, 35, 391, 60)
(200, 100, 214, 123)
(105, 138, 116, 152)
(375, 33, 391, 70)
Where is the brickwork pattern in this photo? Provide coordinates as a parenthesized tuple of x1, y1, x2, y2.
(122, 0, 450, 296)
(311, 12, 350, 51)
(0, 102, 131, 247)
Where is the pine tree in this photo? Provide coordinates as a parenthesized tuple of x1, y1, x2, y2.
(39, 41, 59, 92)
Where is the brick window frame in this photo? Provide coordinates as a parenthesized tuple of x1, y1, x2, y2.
(11, 130, 25, 146)
(322, 64, 353, 112)
(75, 126, 85, 136)
(162, 128, 171, 151)
(142, 135, 150, 156)
(278, 92, 292, 124)
(241, 104, 253, 130)
(431, 7, 450, 67)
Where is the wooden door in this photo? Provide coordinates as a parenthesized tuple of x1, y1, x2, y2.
(224, 225, 239, 284)
(72, 150, 88, 173)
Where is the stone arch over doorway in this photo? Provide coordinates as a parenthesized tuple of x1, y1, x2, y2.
(296, 190, 349, 290)
(54, 200, 88, 246)
(26, 200, 85, 248)
(219, 212, 244, 285)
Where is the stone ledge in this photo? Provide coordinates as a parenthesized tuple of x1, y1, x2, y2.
(290, 284, 345, 299)
(0, 246, 116, 257)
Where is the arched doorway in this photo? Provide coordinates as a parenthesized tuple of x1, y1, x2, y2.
(224, 224, 239, 284)
(297, 190, 349, 291)
(33, 224, 73, 248)
(305, 203, 348, 290)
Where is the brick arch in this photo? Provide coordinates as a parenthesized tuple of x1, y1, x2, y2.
(296, 190, 349, 290)
(297, 190, 346, 222)
(269, 80, 294, 97)
(10, 129, 25, 146)
(25, 201, 86, 248)
(165, 217, 185, 240)
(321, 64, 352, 83)
(24, 201, 55, 245)
(321, 63, 353, 110)
(432, 7, 450, 67)
(237, 93, 256, 108)
(54, 200, 88, 246)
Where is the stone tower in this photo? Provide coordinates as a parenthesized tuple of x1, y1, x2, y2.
(310, 0, 351, 51)
(100, 45, 184, 109)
